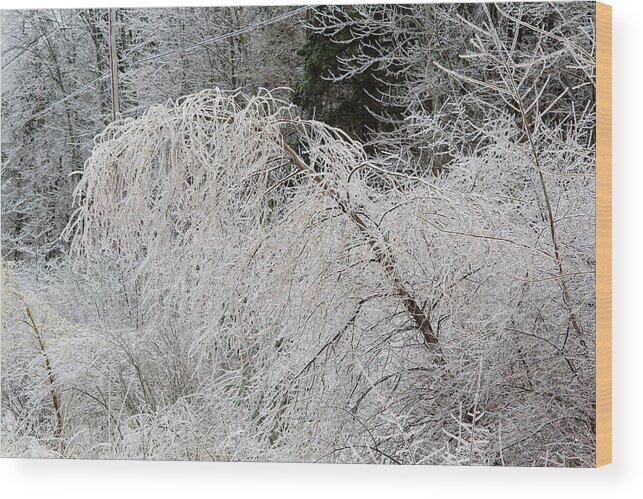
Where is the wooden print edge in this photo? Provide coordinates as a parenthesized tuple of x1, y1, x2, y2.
(596, 1, 612, 468)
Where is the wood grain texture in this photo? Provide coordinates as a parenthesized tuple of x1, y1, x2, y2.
(596, 1, 612, 468)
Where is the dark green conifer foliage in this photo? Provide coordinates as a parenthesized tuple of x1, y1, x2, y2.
(292, 6, 401, 143)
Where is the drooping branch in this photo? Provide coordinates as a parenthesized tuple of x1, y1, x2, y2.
(281, 141, 438, 347)
(68, 88, 439, 349)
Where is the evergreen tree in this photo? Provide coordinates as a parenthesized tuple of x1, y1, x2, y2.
(292, 6, 402, 142)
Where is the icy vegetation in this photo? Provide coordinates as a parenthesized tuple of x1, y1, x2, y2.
(2, 3, 596, 465)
